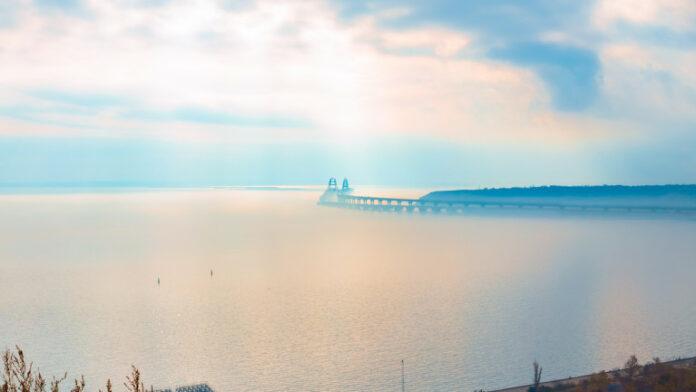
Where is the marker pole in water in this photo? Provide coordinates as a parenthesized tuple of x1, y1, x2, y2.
(401, 359, 405, 392)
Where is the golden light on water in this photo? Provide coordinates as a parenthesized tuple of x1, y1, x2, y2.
(2, 189, 696, 390)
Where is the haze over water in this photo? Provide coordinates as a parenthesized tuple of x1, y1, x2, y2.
(2, 188, 696, 391)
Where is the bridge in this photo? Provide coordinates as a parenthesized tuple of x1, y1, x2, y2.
(318, 178, 696, 215)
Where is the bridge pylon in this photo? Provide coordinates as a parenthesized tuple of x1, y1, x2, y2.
(341, 178, 353, 194)
(327, 177, 338, 191)
(319, 177, 351, 204)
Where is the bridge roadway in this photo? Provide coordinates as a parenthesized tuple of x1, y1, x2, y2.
(321, 194, 696, 215)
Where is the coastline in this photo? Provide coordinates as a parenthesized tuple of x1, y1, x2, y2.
(490, 356, 696, 392)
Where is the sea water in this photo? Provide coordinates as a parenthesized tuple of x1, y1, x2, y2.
(1, 189, 695, 391)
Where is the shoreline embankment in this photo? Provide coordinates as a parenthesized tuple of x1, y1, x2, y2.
(490, 356, 696, 392)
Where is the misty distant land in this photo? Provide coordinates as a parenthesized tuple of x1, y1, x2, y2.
(421, 184, 696, 208)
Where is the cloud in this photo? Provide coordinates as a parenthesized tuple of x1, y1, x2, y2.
(0, 0, 608, 144)
(491, 43, 600, 111)
(0, 0, 695, 185)
(34, 0, 81, 9)
(365, 26, 470, 57)
(29, 89, 129, 109)
(0, 0, 692, 145)
(33, 0, 87, 16)
(593, 0, 696, 31)
(598, 43, 696, 126)
(123, 107, 311, 128)
(334, 0, 590, 41)
(0, 0, 24, 28)
(115, 0, 173, 7)
(334, 0, 601, 111)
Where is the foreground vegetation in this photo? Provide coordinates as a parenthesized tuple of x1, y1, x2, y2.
(2, 347, 151, 392)
(5, 346, 696, 391)
(527, 355, 696, 392)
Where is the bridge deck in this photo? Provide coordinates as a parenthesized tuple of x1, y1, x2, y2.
(321, 194, 696, 214)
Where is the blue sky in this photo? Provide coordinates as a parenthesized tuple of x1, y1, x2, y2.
(0, 0, 695, 187)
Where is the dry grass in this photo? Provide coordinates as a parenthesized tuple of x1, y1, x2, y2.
(1, 347, 153, 392)
(530, 356, 696, 392)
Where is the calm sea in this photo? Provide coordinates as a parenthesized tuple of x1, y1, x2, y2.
(1, 189, 695, 391)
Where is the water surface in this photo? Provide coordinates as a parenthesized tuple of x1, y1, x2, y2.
(1, 189, 695, 391)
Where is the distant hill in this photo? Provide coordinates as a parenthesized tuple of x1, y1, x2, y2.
(421, 185, 696, 208)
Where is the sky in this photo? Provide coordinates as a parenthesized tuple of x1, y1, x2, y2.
(1, 0, 695, 188)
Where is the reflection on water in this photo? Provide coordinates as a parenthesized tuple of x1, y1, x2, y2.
(1, 189, 695, 391)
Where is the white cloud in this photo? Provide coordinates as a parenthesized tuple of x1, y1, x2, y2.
(599, 43, 696, 126)
(0, 0, 638, 144)
(593, 0, 696, 31)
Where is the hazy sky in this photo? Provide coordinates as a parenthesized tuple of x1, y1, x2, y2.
(1, 0, 695, 187)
